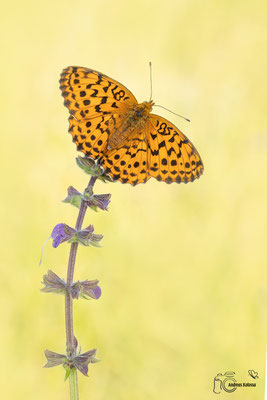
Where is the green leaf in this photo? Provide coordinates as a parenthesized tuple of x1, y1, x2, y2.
(64, 365, 72, 381)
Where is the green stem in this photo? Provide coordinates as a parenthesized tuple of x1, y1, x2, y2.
(69, 368, 79, 400)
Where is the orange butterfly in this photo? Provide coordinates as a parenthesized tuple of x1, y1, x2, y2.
(59, 66, 204, 185)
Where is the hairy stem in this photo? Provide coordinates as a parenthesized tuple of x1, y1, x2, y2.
(65, 175, 97, 398)
(69, 368, 79, 400)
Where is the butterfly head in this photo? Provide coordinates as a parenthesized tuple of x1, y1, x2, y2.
(134, 100, 154, 119)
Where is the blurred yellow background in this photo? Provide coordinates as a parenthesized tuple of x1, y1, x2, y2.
(1, 0, 267, 398)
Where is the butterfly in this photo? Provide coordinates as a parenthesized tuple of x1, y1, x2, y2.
(59, 66, 204, 185)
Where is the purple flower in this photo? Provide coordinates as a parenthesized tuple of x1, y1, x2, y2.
(73, 349, 99, 376)
(39, 224, 75, 266)
(90, 285, 102, 299)
(87, 193, 111, 211)
(39, 223, 103, 267)
(51, 223, 76, 248)
(50, 224, 103, 248)
(71, 279, 102, 300)
(44, 348, 99, 378)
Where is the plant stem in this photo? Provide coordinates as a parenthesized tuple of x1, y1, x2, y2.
(69, 368, 79, 400)
(65, 175, 97, 399)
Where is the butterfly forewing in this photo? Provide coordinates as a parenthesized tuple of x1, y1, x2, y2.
(60, 66, 137, 121)
(60, 66, 138, 159)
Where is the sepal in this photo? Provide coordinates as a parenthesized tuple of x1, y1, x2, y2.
(70, 225, 103, 247)
(44, 349, 67, 368)
(84, 186, 111, 211)
(41, 270, 66, 294)
(63, 186, 82, 209)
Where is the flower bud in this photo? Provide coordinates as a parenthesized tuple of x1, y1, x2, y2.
(76, 156, 113, 182)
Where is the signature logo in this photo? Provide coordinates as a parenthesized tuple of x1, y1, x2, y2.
(213, 370, 258, 394)
(213, 372, 237, 394)
(248, 370, 259, 379)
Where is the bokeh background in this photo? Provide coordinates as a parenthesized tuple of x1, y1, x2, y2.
(1, 0, 267, 398)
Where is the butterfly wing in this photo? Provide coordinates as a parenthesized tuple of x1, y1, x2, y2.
(146, 114, 204, 183)
(67, 113, 117, 159)
(99, 114, 203, 185)
(100, 129, 150, 185)
(59, 66, 138, 159)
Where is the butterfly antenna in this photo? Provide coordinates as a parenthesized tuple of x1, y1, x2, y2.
(149, 62, 153, 101)
(154, 104, 190, 122)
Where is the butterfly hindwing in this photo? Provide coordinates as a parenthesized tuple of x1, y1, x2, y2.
(101, 129, 150, 185)
(146, 114, 204, 183)
(69, 114, 112, 159)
